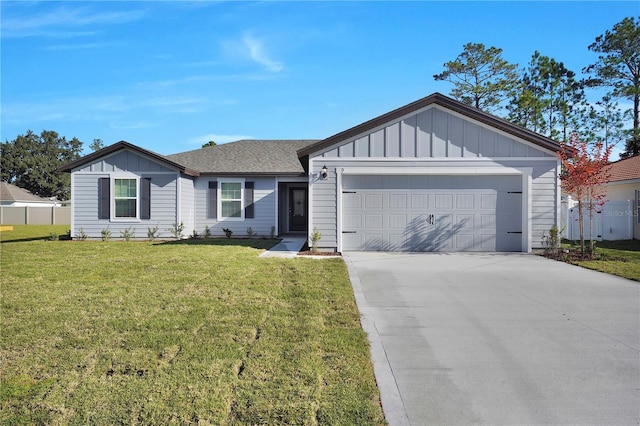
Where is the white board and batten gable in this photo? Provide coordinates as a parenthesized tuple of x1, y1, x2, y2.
(300, 93, 562, 253)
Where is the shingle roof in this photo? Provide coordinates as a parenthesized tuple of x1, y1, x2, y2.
(166, 140, 319, 175)
(297, 92, 562, 158)
(0, 182, 55, 203)
(605, 155, 640, 182)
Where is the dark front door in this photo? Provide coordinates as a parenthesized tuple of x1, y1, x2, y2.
(289, 187, 307, 232)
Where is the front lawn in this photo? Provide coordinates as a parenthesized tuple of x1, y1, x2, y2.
(1, 226, 385, 424)
(570, 239, 640, 282)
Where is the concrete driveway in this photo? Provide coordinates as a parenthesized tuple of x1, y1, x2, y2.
(344, 252, 640, 426)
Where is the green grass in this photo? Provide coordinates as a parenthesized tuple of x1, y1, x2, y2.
(564, 239, 640, 282)
(1, 226, 385, 425)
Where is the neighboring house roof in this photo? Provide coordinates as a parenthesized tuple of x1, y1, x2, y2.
(297, 92, 562, 158)
(166, 140, 319, 176)
(59, 141, 200, 176)
(0, 182, 56, 204)
(604, 155, 640, 182)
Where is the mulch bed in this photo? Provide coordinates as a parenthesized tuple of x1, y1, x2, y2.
(298, 243, 342, 256)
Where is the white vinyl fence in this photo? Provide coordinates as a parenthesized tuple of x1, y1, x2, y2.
(0, 206, 70, 225)
(562, 198, 634, 241)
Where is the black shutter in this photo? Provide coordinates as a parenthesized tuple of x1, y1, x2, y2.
(98, 178, 110, 219)
(141, 178, 151, 220)
(208, 181, 217, 219)
(245, 181, 254, 219)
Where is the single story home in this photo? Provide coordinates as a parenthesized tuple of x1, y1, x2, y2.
(60, 93, 563, 252)
(563, 154, 640, 241)
(604, 155, 640, 240)
(1, 182, 62, 207)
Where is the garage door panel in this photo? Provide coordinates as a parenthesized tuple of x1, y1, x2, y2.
(389, 234, 406, 249)
(365, 214, 383, 228)
(343, 193, 362, 208)
(435, 194, 454, 209)
(389, 194, 407, 208)
(456, 214, 474, 227)
(389, 214, 407, 229)
(343, 213, 362, 228)
(480, 234, 497, 249)
(481, 214, 496, 229)
(411, 194, 429, 208)
(342, 175, 522, 252)
(456, 234, 475, 250)
(365, 194, 383, 208)
(456, 194, 474, 209)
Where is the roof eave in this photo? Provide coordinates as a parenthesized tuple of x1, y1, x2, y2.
(58, 141, 200, 177)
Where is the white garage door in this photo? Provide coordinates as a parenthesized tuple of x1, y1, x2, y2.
(341, 175, 523, 252)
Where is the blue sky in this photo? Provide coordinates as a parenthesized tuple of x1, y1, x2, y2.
(1, 1, 637, 156)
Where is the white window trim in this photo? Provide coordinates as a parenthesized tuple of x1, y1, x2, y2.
(217, 178, 245, 221)
(111, 175, 141, 222)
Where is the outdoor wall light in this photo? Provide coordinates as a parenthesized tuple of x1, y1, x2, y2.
(320, 165, 328, 179)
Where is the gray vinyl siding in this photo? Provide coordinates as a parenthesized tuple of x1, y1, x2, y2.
(310, 159, 559, 250)
(193, 177, 277, 237)
(71, 172, 179, 239)
(179, 177, 195, 236)
(70, 150, 183, 239)
(318, 107, 554, 160)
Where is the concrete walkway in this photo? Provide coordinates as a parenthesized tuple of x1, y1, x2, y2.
(344, 252, 640, 426)
(259, 235, 306, 258)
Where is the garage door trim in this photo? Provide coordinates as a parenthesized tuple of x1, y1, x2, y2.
(336, 166, 532, 253)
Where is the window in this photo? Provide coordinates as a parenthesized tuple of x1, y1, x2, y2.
(98, 177, 151, 221)
(115, 178, 137, 218)
(220, 181, 242, 218)
(208, 179, 254, 220)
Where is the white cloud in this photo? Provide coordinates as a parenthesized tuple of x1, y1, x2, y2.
(188, 133, 253, 146)
(2, 6, 146, 38)
(1, 94, 206, 127)
(242, 33, 284, 72)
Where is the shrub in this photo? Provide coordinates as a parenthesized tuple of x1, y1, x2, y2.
(168, 222, 184, 239)
(147, 224, 160, 241)
(101, 228, 112, 241)
(542, 225, 561, 258)
(120, 226, 135, 241)
(246, 227, 256, 237)
(309, 227, 322, 253)
(204, 225, 211, 239)
(270, 225, 276, 239)
(222, 228, 233, 239)
(76, 228, 88, 241)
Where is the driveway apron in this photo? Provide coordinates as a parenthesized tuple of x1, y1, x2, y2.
(344, 252, 640, 426)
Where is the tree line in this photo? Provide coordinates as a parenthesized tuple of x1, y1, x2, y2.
(434, 16, 639, 158)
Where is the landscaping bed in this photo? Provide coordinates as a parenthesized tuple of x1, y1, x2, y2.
(541, 239, 640, 282)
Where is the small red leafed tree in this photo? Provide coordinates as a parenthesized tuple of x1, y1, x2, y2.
(558, 133, 612, 256)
